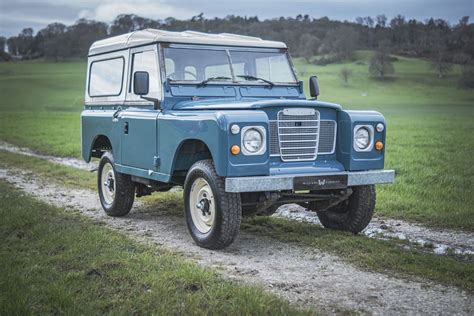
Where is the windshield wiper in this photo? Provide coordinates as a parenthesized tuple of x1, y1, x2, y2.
(198, 76, 232, 87)
(236, 75, 275, 87)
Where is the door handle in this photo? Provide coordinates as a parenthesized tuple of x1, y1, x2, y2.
(124, 122, 129, 134)
(112, 106, 122, 120)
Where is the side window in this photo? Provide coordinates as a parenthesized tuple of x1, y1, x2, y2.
(89, 58, 124, 97)
(129, 50, 160, 100)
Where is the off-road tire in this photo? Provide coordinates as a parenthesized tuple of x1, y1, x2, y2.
(98, 152, 135, 217)
(184, 160, 242, 249)
(314, 185, 375, 233)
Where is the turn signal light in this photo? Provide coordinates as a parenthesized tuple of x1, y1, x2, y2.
(230, 145, 241, 155)
(375, 141, 384, 151)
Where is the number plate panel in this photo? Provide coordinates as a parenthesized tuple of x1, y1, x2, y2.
(294, 175, 348, 190)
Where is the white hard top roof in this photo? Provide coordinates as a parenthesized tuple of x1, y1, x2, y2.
(89, 29, 287, 55)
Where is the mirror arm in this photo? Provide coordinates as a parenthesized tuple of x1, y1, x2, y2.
(140, 96, 161, 110)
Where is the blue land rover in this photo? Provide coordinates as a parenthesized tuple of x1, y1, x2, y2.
(81, 29, 395, 249)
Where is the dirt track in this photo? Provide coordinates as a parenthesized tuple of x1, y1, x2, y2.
(1, 140, 472, 257)
(1, 166, 472, 314)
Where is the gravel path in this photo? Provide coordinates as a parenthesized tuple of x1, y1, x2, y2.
(1, 140, 472, 257)
(1, 167, 472, 315)
(0, 141, 95, 171)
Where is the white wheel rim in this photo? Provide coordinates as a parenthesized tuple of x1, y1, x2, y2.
(101, 162, 116, 206)
(189, 178, 216, 234)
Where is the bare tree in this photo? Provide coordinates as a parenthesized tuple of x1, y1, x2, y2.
(428, 31, 452, 78)
(339, 67, 353, 85)
(376, 15, 387, 27)
(453, 53, 471, 75)
(300, 34, 320, 62)
(0, 37, 6, 52)
(369, 40, 394, 79)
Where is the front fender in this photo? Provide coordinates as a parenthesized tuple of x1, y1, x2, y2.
(159, 110, 270, 178)
(158, 111, 228, 177)
(337, 110, 387, 171)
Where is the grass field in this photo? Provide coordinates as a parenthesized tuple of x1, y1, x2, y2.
(0, 53, 473, 231)
(0, 180, 310, 315)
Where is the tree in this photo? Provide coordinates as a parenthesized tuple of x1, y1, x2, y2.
(38, 23, 68, 61)
(428, 31, 452, 78)
(339, 67, 353, 85)
(453, 53, 471, 75)
(67, 19, 108, 57)
(322, 26, 359, 60)
(0, 36, 7, 52)
(376, 15, 387, 28)
(369, 40, 395, 79)
(300, 34, 320, 62)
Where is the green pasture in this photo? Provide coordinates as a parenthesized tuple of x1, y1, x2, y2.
(0, 53, 473, 230)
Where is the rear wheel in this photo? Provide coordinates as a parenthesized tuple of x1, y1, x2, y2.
(313, 185, 375, 233)
(184, 160, 242, 249)
(98, 152, 135, 217)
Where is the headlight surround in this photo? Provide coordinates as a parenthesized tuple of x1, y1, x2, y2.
(241, 126, 266, 155)
(353, 125, 374, 152)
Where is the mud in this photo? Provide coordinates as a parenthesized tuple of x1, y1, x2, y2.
(1, 167, 472, 315)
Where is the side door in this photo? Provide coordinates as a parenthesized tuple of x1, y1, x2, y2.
(120, 45, 161, 172)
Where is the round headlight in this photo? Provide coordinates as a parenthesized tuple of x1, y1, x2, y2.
(243, 128, 263, 153)
(354, 127, 371, 150)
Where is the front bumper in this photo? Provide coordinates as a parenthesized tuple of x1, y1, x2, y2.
(225, 170, 395, 193)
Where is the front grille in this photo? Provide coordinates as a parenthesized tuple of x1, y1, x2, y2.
(270, 119, 336, 158)
(277, 110, 320, 161)
(318, 120, 337, 154)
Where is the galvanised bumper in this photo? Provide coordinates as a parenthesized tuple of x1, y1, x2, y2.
(225, 170, 395, 193)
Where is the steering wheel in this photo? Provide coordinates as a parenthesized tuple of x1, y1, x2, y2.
(167, 70, 197, 80)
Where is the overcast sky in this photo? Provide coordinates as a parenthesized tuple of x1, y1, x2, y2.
(1, 0, 473, 37)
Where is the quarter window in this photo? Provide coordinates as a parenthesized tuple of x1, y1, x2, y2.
(130, 50, 160, 99)
(89, 58, 124, 97)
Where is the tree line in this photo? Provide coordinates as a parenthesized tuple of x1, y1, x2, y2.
(1, 13, 473, 85)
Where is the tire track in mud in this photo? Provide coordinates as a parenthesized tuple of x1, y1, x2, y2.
(1, 167, 472, 314)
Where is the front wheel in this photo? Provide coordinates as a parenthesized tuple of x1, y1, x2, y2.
(184, 160, 242, 249)
(98, 152, 135, 217)
(313, 185, 375, 234)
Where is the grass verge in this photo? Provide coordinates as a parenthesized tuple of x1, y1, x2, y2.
(0, 150, 95, 190)
(0, 180, 310, 315)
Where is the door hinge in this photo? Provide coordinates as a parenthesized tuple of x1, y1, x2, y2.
(153, 156, 160, 168)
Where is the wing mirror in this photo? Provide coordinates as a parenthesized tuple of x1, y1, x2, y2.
(133, 71, 161, 110)
(309, 76, 320, 99)
(133, 71, 149, 95)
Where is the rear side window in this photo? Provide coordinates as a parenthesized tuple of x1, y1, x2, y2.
(89, 57, 124, 97)
(130, 50, 160, 98)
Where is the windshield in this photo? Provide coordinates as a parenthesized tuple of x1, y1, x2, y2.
(163, 46, 297, 84)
